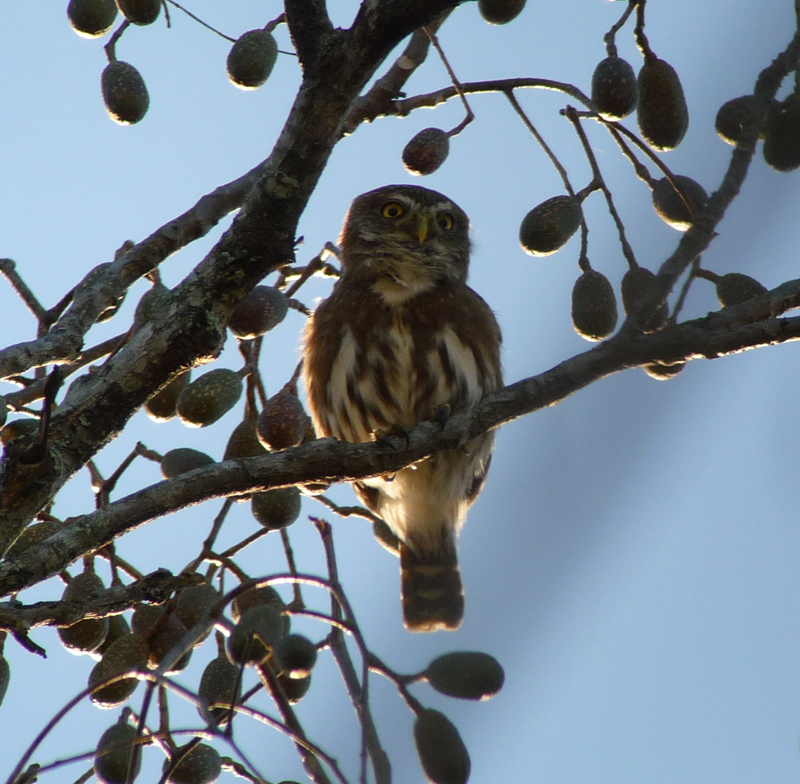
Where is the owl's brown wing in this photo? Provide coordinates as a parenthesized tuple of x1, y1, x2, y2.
(302, 288, 342, 440)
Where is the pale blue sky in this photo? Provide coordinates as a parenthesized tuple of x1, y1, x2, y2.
(1, 3, 800, 783)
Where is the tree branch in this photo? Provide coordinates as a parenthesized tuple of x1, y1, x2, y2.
(284, 0, 333, 73)
(0, 569, 198, 633)
(343, 16, 449, 135)
(3, 282, 800, 597)
(388, 78, 591, 121)
(0, 159, 269, 382)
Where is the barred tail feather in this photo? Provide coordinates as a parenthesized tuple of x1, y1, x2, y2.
(399, 541, 464, 632)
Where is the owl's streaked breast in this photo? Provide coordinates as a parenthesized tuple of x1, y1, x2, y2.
(323, 319, 417, 441)
(322, 311, 489, 444)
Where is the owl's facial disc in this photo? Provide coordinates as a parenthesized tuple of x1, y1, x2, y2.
(338, 187, 469, 295)
(382, 201, 451, 246)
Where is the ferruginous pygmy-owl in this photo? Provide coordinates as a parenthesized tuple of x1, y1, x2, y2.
(303, 184, 502, 632)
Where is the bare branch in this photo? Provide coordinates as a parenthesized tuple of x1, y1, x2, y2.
(0, 259, 47, 324)
(390, 78, 592, 121)
(0, 569, 200, 634)
(0, 159, 269, 382)
(343, 20, 447, 134)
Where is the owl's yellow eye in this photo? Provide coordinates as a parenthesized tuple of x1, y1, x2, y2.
(437, 212, 454, 231)
(381, 201, 405, 219)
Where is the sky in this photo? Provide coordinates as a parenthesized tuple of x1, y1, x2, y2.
(2, 2, 800, 783)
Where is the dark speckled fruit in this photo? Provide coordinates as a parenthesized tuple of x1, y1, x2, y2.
(426, 651, 504, 701)
(519, 196, 582, 256)
(177, 369, 243, 428)
(402, 128, 450, 176)
(764, 94, 800, 172)
(571, 269, 618, 341)
(116, 0, 160, 26)
(651, 175, 707, 231)
(592, 55, 638, 120)
(94, 718, 142, 784)
(68, 0, 117, 38)
(414, 709, 471, 784)
(101, 61, 149, 125)
(478, 0, 526, 24)
(637, 56, 688, 151)
(227, 30, 278, 89)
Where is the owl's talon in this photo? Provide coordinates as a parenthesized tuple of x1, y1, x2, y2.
(375, 434, 397, 451)
(433, 404, 451, 431)
(373, 425, 411, 451)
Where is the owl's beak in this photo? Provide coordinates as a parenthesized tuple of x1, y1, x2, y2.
(416, 213, 430, 244)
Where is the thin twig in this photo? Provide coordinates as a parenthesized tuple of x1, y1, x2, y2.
(343, 16, 451, 134)
(232, 701, 348, 783)
(95, 551, 145, 582)
(3, 333, 128, 410)
(604, 124, 657, 186)
(505, 90, 574, 195)
(214, 526, 271, 562)
(564, 106, 638, 270)
(96, 442, 153, 506)
(313, 519, 390, 784)
(255, 661, 336, 784)
(288, 607, 353, 634)
(314, 495, 381, 524)
(165, 0, 237, 42)
(280, 528, 304, 608)
(367, 651, 426, 715)
(633, 0, 651, 59)
(0, 259, 47, 322)
(580, 111, 680, 184)
(201, 499, 235, 556)
(287, 297, 311, 317)
(103, 19, 131, 62)
(423, 27, 474, 137)
(283, 246, 331, 299)
(603, 0, 637, 56)
(670, 256, 703, 323)
(72, 767, 95, 784)
(45, 286, 81, 332)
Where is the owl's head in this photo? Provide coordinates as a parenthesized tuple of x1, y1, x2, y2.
(338, 184, 472, 289)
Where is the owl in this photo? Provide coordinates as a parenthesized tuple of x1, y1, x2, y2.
(303, 184, 503, 632)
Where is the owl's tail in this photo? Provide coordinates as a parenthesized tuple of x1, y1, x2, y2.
(399, 540, 464, 632)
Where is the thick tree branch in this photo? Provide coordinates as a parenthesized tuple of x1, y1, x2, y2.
(0, 160, 269, 382)
(3, 282, 800, 598)
(284, 0, 333, 73)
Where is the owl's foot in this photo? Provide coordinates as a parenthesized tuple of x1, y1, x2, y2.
(433, 403, 451, 431)
(372, 424, 412, 451)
